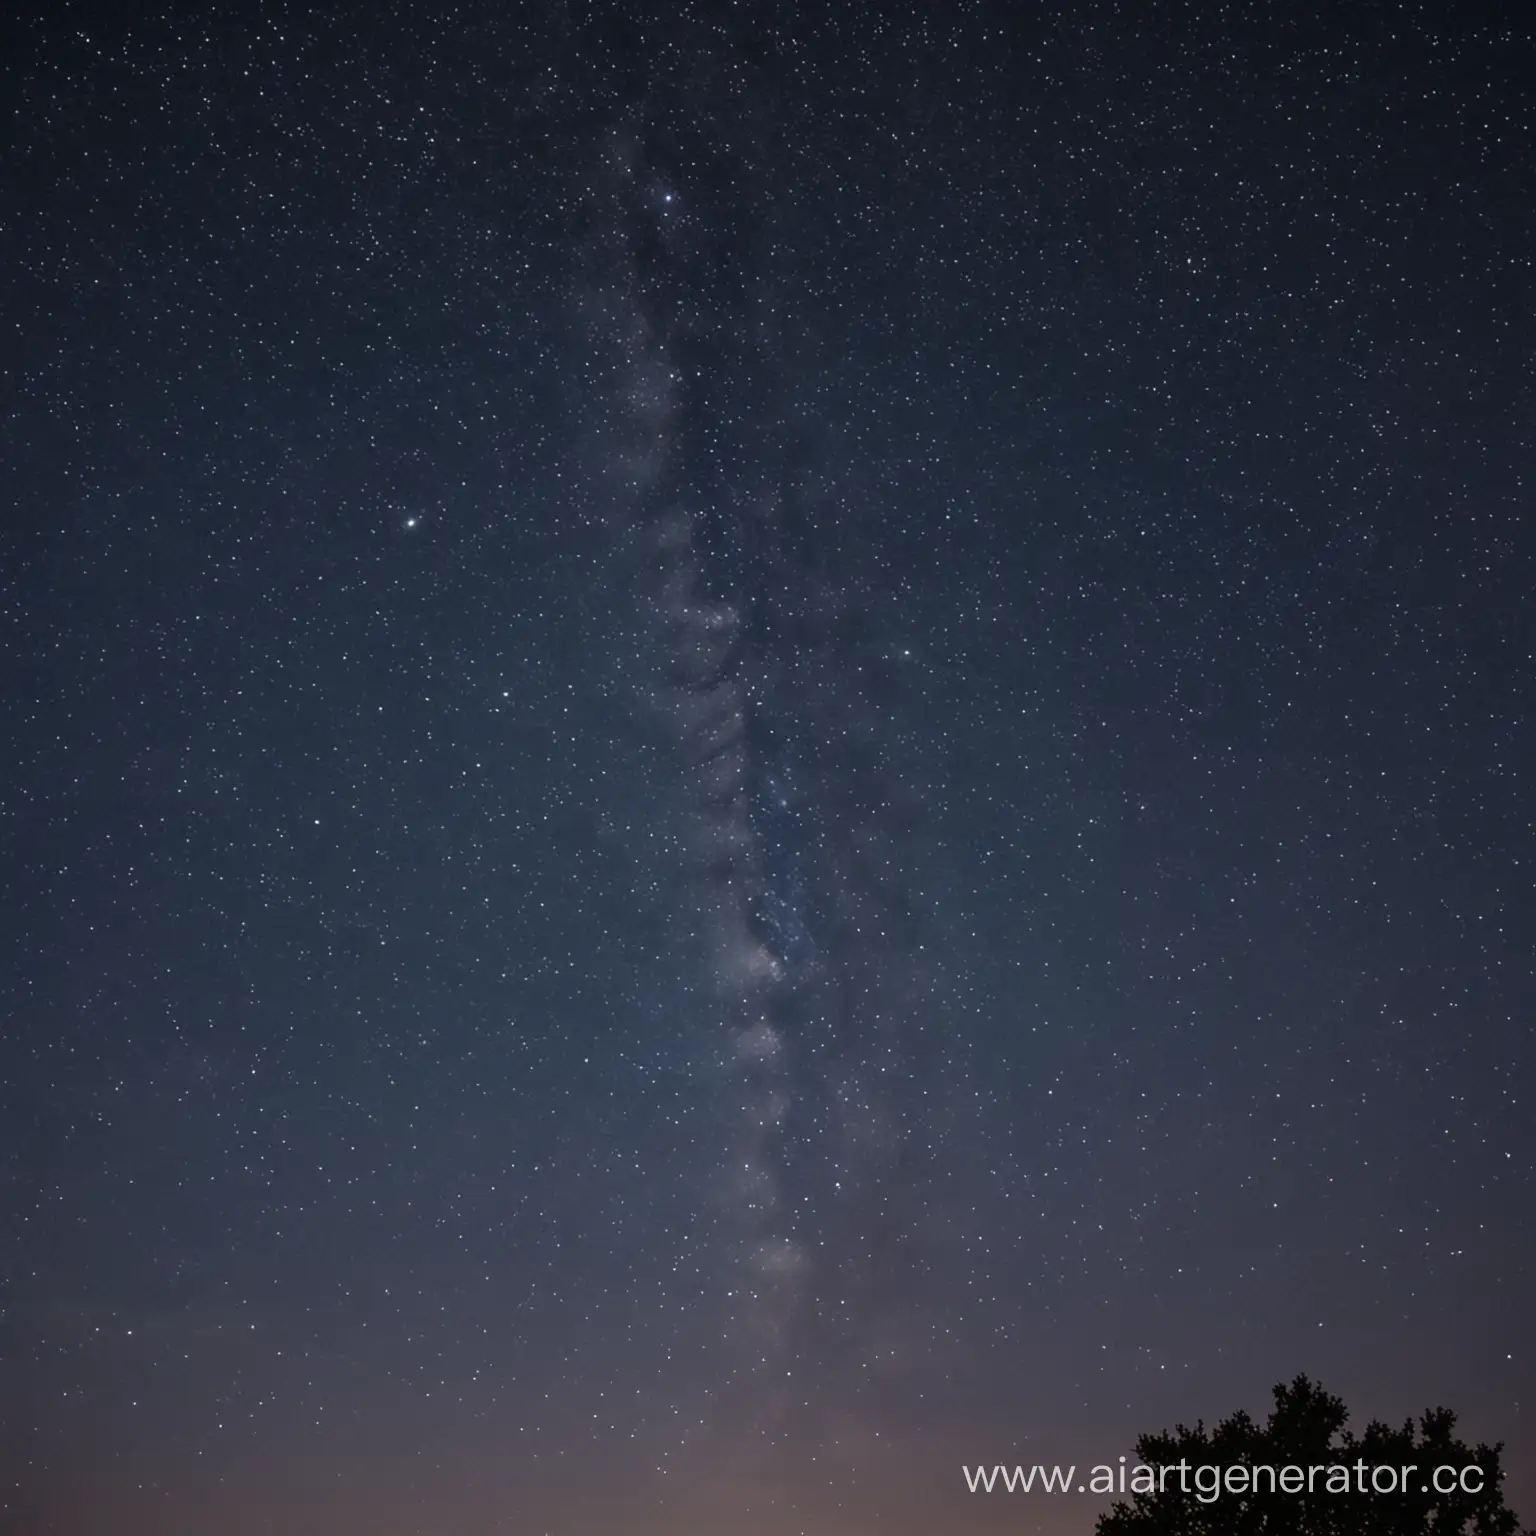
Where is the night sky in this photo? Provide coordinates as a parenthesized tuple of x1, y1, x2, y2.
(2, 2, 1532, 1533)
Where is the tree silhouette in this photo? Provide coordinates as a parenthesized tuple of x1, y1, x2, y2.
(1095, 1376, 1530, 1536)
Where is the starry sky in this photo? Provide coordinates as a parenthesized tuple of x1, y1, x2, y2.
(1, 2, 1532, 1533)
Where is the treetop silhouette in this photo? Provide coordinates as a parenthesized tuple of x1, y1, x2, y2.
(1095, 1375, 1529, 1536)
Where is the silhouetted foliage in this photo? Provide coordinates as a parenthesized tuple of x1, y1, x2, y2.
(1095, 1376, 1529, 1536)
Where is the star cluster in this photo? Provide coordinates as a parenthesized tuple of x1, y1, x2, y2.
(1, 3, 1531, 1533)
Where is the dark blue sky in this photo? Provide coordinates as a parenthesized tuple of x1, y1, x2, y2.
(2, 2, 1531, 1532)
